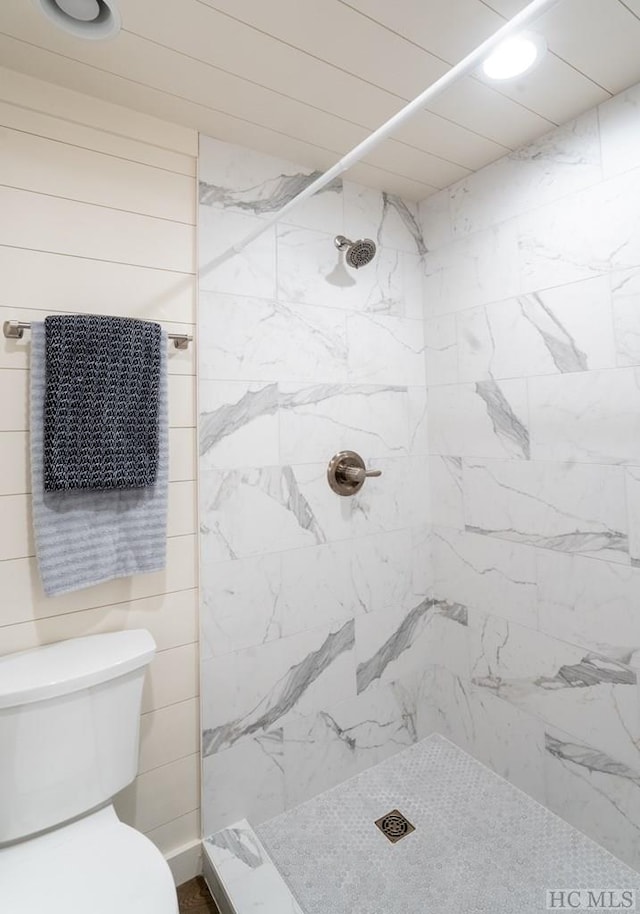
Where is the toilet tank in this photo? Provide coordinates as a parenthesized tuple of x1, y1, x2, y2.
(0, 630, 155, 844)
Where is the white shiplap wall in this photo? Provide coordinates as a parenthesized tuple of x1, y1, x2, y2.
(0, 66, 200, 884)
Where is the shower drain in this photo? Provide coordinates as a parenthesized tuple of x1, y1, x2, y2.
(374, 809, 415, 843)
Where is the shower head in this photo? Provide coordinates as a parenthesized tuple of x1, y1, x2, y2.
(334, 235, 377, 269)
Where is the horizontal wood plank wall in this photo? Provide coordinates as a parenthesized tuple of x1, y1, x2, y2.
(0, 66, 201, 882)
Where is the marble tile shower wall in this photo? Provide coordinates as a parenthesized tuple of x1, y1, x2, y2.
(198, 136, 446, 836)
(419, 81, 640, 870)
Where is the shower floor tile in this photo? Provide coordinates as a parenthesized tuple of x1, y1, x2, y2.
(256, 734, 639, 914)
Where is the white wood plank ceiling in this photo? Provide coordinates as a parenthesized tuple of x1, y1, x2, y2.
(1, 0, 639, 199)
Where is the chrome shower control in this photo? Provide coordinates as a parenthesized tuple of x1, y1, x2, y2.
(327, 450, 382, 496)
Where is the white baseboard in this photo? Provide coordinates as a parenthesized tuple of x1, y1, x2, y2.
(166, 839, 203, 887)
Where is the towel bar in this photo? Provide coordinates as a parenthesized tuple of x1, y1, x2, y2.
(3, 320, 193, 350)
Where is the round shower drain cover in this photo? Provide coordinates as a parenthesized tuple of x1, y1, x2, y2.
(374, 809, 415, 843)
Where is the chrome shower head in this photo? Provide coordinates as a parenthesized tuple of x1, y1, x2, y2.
(334, 235, 377, 269)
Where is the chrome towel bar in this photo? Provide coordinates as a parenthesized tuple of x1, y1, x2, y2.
(3, 320, 193, 350)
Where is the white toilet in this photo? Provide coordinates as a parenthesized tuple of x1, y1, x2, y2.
(0, 629, 179, 914)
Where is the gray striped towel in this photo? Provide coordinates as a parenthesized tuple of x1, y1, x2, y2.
(30, 321, 168, 596)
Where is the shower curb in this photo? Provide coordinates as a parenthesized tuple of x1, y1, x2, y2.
(203, 818, 304, 914)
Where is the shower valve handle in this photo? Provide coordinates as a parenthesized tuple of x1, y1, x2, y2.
(327, 450, 382, 496)
(341, 465, 382, 482)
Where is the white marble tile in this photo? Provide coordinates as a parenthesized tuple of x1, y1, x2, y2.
(199, 465, 327, 561)
(423, 220, 520, 315)
(457, 279, 615, 382)
(346, 312, 425, 385)
(350, 528, 424, 617)
(278, 542, 356, 638)
(360, 248, 406, 317)
(599, 82, 640, 181)
(411, 525, 433, 600)
(202, 619, 356, 756)
(199, 291, 348, 384)
(270, 462, 354, 546)
(428, 379, 529, 459)
(201, 552, 282, 659)
(205, 820, 265, 888)
(279, 383, 411, 464)
(544, 726, 640, 872)
(402, 252, 424, 321)
(432, 525, 537, 628)
(407, 386, 428, 455)
(281, 681, 420, 808)
(413, 665, 471, 746)
(469, 610, 640, 772)
(195, 136, 437, 853)
(200, 543, 355, 658)
(518, 168, 640, 293)
(529, 367, 640, 466)
(276, 225, 403, 314)
(536, 550, 640, 659)
(343, 181, 426, 256)
(241, 457, 428, 555)
(199, 134, 343, 234)
(199, 207, 276, 299)
(462, 458, 629, 564)
(203, 531, 427, 645)
(276, 223, 358, 311)
(464, 688, 547, 804)
(215, 528, 426, 643)
(625, 467, 640, 566)
(201, 735, 285, 836)
(275, 457, 428, 549)
(424, 667, 547, 804)
(199, 380, 279, 470)
(192, 124, 640, 868)
(204, 819, 304, 914)
(201, 529, 429, 662)
(217, 850, 304, 914)
(429, 457, 464, 530)
(423, 314, 457, 385)
(355, 596, 469, 694)
(449, 110, 602, 237)
(278, 237, 423, 320)
(418, 189, 453, 253)
(612, 267, 640, 366)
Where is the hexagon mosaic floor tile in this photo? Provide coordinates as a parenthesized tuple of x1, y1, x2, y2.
(256, 734, 640, 914)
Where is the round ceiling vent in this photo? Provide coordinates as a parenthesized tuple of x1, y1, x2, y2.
(34, 0, 121, 40)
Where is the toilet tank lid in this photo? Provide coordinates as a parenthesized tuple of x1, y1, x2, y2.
(0, 630, 156, 709)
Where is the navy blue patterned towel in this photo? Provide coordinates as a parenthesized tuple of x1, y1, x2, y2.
(43, 315, 162, 491)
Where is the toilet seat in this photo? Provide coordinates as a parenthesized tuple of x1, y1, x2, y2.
(0, 805, 178, 914)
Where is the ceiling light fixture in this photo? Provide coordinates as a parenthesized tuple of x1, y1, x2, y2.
(481, 31, 547, 80)
(34, 0, 121, 40)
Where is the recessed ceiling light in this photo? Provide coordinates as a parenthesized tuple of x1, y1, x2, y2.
(34, 0, 121, 40)
(481, 32, 547, 81)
